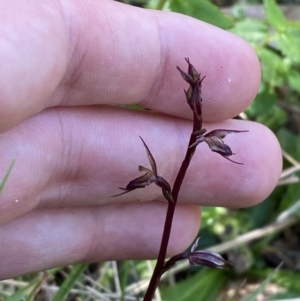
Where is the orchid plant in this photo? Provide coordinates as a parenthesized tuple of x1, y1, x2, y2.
(113, 58, 247, 300)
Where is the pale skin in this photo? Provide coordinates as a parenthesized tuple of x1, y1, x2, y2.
(0, 0, 282, 280)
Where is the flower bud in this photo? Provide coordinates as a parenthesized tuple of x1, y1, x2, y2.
(188, 250, 232, 269)
(177, 58, 206, 126)
(188, 238, 233, 270)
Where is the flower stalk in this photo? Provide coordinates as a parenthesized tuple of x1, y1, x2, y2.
(113, 58, 246, 300)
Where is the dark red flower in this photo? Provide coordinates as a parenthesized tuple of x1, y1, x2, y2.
(112, 137, 173, 202)
(190, 129, 248, 164)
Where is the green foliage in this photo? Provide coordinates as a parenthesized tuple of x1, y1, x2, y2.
(230, 18, 268, 43)
(234, 0, 300, 290)
(247, 87, 288, 129)
(243, 264, 283, 301)
(274, 32, 300, 63)
(231, 0, 300, 134)
(161, 268, 228, 301)
(264, 0, 287, 31)
(4, 276, 41, 301)
(52, 263, 87, 301)
(119, 261, 130, 301)
(288, 69, 300, 93)
(201, 206, 228, 228)
(245, 194, 278, 227)
(248, 268, 300, 294)
(270, 291, 300, 299)
(278, 128, 300, 161)
(170, 0, 234, 29)
(276, 127, 300, 210)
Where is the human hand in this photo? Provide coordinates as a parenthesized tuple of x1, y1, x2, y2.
(0, 0, 282, 279)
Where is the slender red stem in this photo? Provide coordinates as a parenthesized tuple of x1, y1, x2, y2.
(143, 115, 201, 301)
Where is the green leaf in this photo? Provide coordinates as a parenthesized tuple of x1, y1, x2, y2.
(247, 88, 277, 117)
(270, 291, 300, 299)
(279, 180, 300, 212)
(245, 195, 277, 227)
(288, 70, 300, 93)
(6, 277, 40, 301)
(243, 264, 283, 301)
(287, 26, 300, 42)
(170, 0, 233, 29)
(277, 128, 300, 161)
(257, 48, 288, 73)
(161, 268, 228, 301)
(26, 274, 48, 301)
(263, 0, 287, 31)
(231, 18, 268, 44)
(119, 261, 130, 301)
(52, 263, 87, 301)
(257, 48, 290, 89)
(274, 32, 300, 63)
(260, 105, 287, 130)
(246, 85, 287, 130)
(249, 268, 300, 293)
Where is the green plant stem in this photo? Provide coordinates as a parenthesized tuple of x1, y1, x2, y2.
(155, 0, 167, 10)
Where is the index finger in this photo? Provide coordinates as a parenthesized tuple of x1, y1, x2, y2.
(0, 0, 260, 131)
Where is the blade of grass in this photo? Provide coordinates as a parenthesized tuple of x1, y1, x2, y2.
(52, 263, 87, 301)
(0, 159, 16, 194)
(162, 268, 228, 301)
(243, 262, 283, 301)
(26, 273, 48, 301)
(119, 261, 130, 301)
(6, 276, 40, 301)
